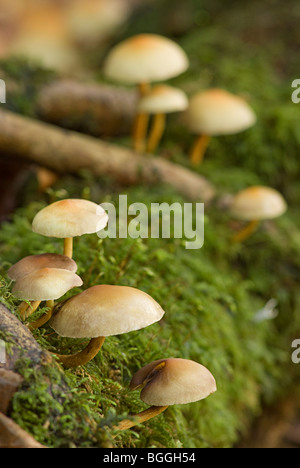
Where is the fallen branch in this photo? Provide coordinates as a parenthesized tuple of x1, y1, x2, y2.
(0, 109, 215, 202)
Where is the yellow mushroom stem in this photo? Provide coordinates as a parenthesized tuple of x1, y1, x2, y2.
(19, 300, 41, 320)
(132, 82, 151, 153)
(114, 405, 168, 431)
(146, 113, 166, 153)
(18, 301, 30, 318)
(54, 336, 106, 368)
(190, 134, 211, 166)
(64, 237, 73, 258)
(133, 112, 149, 153)
(28, 300, 55, 331)
(232, 220, 260, 243)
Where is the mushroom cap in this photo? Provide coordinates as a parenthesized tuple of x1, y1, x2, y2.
(8, 253, 78, 281)
(137, 85, 189, 114)
(184, 88, 257, 136)
(32, 199, 108, 238)
(12, 268, 83, 301)
(130, 358, 217, 406)
(49, 284, 165, 338)
(230, 186, 288, 221)
(103, 33, 189, 84)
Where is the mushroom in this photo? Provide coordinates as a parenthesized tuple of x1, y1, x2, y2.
(12, 267, 83, 322)
(49, 285, 165, 368)
(103, 33, 189, 152)
(137, 84, 189, 153)
(230, 186, 287, 242)
(8, 253, 78, 318)
(32, 199, 108, 259)
(184, 88, 257, 165)
(115, 358, 217, 430)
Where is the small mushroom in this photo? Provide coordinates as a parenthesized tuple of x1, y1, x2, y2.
(49, 285, 165, 368)
(230, 186, 287, 242)
(32, 199, 108, 259)
(115, 358, 217, 430)
(137, 85, 189, 153)
(12, 267, 83, 322)
(8, 253, 78, 319)
(184, 88, 257, 165)
(103, 33, 189, 152)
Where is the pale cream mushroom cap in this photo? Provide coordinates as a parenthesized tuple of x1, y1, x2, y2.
(103, 34, 189, 84)
(8, 253, 78, 281)
(137, 85, 188, 114)
(130, 358, 217, 406)
(230, 186, 288, 221)
(12, 268, 83, 301)
(185, 88, 257, 136)
(49, 285, 165, 338)
(32, 199, 108, 238)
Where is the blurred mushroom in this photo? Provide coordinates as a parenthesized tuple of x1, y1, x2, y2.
(137, 84, 188, 153)
(32, 199, 108, 259)
(49, 285, 165, 368)
(8, 3, 82, 73)
(184, 88, 257, 165)
(66, 0, 130, 49)
(115, 358, 217, 430)
(12, 267, 83, 321)
(230, 186, 287, 242)
(103, 33, 189, 152)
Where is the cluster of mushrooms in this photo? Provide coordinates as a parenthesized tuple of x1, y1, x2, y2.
(103, 33, 288, 241)
(8, 198, 217, 431)
(7, 33, 289, 436)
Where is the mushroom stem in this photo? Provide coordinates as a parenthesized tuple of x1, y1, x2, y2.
(64, 237, 73, 258)
(18, 301, 30, 318)
(138, 83, 151, 97)
(146, 113, 166, 153)
(132, 82, 151, 153)
(232, 220, 260, 243)
(133, 112, 149, 153)
(28, 300, 55, 330)
(20, 300, 41, 320)
(190, 135, 211, 166)
(114, 405, 169, 431)
(54, 336, 105, 368)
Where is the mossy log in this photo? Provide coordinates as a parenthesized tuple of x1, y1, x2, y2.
(0, 303, 68, 448)
(0, 109, 215, 202)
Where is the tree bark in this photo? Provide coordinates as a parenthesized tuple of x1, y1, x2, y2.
(0, 109, 215, 202)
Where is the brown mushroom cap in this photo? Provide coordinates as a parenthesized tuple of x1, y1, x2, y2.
(230, 186, 288, 221)
(137, 85, 188, 114)
(32, 199, 108, 238)
(185, 88, 257, 136)
(49, 285, 165, 338)
(8, 253, 78, 281)
(103, 33, 189, 85)
(12, 268, 83, 301)
(130, 358, 217, 406)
